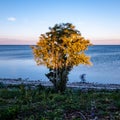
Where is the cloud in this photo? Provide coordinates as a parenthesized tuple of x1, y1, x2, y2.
(7, 17, 16, 22)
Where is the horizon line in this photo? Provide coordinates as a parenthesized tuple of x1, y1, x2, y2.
(0, 38, 120, 45)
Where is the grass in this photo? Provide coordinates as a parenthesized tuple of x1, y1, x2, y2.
(0, 83, 120, 120)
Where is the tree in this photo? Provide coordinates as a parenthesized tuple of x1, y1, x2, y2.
(32, 23, 92, 92)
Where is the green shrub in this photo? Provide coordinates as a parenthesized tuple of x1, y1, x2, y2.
(0, 106, 19, 120)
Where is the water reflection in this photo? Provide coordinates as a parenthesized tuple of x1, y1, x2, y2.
(0, 59, 49, 81)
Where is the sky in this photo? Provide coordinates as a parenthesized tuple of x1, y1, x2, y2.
(0, 0, 120, 45)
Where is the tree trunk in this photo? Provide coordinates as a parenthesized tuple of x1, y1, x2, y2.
(46, 68, 68, 93)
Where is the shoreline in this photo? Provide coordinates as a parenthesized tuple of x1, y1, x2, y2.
(0, 78, 120, 90)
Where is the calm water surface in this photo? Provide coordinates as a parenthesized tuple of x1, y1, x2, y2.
(0, 45, 120, 84)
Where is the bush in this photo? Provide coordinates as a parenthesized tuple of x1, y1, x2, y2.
(0, 106, 19, 120)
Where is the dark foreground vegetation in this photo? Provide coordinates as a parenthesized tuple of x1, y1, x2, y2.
(0, 83, 120, 120)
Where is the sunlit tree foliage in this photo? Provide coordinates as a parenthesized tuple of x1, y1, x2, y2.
(32, 23, 92, 92)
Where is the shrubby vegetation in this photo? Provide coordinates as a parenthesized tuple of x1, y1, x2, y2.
(0, 84, 120, 120)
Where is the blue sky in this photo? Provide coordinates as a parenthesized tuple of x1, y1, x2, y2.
(0, 0, 120, 44)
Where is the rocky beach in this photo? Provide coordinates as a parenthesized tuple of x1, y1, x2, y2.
(0, 78, 120, 90)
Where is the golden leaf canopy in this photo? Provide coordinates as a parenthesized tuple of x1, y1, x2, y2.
(32, 23, 92, 69)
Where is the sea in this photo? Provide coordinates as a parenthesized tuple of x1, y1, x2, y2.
(0, 45, 120, 84)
